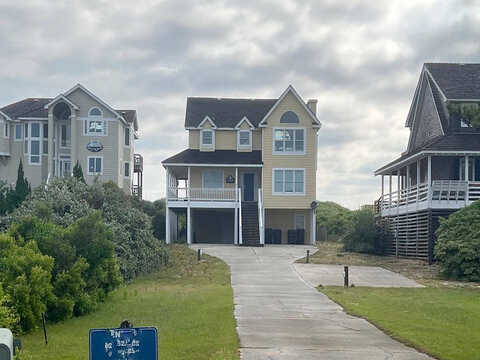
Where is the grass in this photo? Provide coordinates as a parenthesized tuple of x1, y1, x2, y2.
(17, 245, 239, 360)
(322, 286, 480, 360)
(301, 241, 480, 287)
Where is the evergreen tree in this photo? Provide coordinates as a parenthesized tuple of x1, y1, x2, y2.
(15, 159, 30, 202)
(73, 161, 86, 183)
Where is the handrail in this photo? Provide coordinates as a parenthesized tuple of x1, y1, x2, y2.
(258, 188, 264, 245)
(167, 187, 236, 201)
(238, 188, 243, 245)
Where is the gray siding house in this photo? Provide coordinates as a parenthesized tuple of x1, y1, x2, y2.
(375, 63, 480, 262)
(0, 84, 143, 197)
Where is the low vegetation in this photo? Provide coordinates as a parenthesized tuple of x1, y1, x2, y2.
(315, 201, 352, 240)
(0, 177, 168, 334)
(322, 286, 480, 360)
(17, 246, 239, 360)
(435, 201, 480, 281)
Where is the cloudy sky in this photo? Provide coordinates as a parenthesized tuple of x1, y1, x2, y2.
(1, 0, 479, 209)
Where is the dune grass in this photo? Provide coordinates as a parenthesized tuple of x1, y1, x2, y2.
(17, 245, 239, 360)
(322, 286, 480, 360)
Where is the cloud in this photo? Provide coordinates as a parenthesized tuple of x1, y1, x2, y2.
(0, 0, 478, 208)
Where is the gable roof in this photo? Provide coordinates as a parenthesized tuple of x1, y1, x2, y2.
(0, 98, 51, 119)
(258, 85, 321, 127)
(425, 63, 480, 100)
(185, 97, 277, 128)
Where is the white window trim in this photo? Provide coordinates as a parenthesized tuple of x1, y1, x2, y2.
(200, 129, 215, 149)
(14, 123, 23, 141)
(272, 127, 306, 155)
(124, 126, 131, 148)
(3, 121, 9, 139)
(272, 168, 306, 196)
(124, 161, 130, 177)
(202, 169, 224, 189)
(87, 156, 103, 176)
(237, 129, 252, 150)
(27, 122, 42, 166)
(84, 108, 107, 137)
(294, 213, 306, 229)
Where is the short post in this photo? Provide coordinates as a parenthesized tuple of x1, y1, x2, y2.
(197, 248, 201, 262)
(306, 250, 310, 263)
(344, 266, 349, 288)
(120, 320, 133, 328)
(42, 312, 48, 345)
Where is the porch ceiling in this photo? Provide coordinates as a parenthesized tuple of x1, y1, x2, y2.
(162, 149, 262, 167)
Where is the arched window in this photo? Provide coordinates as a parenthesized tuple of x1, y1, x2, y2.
(89, 107, 102, 117)
(280, 111, 299, 124)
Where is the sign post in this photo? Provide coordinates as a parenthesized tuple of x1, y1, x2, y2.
(89, 327, 158, 360)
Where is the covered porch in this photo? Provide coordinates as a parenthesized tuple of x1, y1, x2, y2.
(375, 152, 480, 216)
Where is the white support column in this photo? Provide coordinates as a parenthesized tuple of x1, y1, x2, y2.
(389, 174, 392, 208)
(381, 175, 384, 201)
(397, 170, 400, 211)
(311, 208, 316, 245)
(416, 160, 420, 186)
(187, 166, 191, 201)
(465, 155, 470, 202)
(165, 207, 171, 244)
(234, 207, 238, 245)
(47, 112, 54, 180)
(427, 156, 432, 205)
(187, 206, 192, 245)
(235, 167, 238, 201)
(70, 111, 77, 175)
(406, 164, 410, 189)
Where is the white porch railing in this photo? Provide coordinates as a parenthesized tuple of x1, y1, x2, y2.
(168, 187, 237, 201)
(377, 180, 480, 214)
(258, 188, 264, 245)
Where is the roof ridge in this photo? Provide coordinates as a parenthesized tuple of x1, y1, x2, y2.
(187, 96, 278, 101)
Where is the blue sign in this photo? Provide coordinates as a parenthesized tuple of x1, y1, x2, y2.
(89, 327, 158, 360)
(86, 141, 104, 152)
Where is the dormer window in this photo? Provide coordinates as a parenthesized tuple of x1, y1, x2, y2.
(237, 130, 251, 150)
(201, 129, 214, 148)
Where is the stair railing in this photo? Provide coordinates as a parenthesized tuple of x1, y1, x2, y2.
(258, 188, 264, 245)
(238, 188, 243, 245)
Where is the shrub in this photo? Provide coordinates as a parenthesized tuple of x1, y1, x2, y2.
(0, 234, 54, 332)
(0, 286, 19, 331)
(435, 202, 480, 281)
(342, 209, 387, 255)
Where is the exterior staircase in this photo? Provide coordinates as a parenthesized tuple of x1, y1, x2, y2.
(241, 201, 261, 246)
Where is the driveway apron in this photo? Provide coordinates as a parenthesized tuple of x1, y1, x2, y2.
(195, 245, 433, 360)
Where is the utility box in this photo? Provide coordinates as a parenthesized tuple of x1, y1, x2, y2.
(0, 329, 13, 360)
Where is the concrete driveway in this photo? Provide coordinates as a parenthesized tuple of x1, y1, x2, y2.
(195, 244, 432, 360)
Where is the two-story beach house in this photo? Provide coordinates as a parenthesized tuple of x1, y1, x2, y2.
(162, 86, 321, 245)
(0, 84, 143, 198)
(375, 63, 480, 262)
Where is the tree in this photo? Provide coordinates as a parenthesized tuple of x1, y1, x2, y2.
(15, 160, 30, 203)
(315, 202, 352, 240)
(73, 161, 86, 183)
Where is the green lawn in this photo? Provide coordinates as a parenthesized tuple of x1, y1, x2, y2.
(322, 286, 480, 360)
(17, 245, 239, 360)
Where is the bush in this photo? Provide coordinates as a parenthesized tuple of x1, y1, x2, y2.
(342, 209, 388, 255)
(0, 233, 54, 332)
(0, 286, 19, 331)
(5, 178, 168, 282)
(435, 202, 480, 281)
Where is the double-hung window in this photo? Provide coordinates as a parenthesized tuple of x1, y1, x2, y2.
(42, 124, 48, 154)
(273, 169, 305, 195)
(15, 124, 23, 141)
(273, 128, 305, 154)
(29, 123, 41, 165)
(88, 157, 103, 175)
(61, 123, 71, 147)
(124, 162, 130, 177)
(237, 130, 251, 149)
(203, 169, 223, 188)
(124, 126, 130, 146)
(200, 129, 214, 149)
(24, 123, 28, 154)
(3, 122, 9, 138)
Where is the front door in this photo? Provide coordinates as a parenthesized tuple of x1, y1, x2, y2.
(243, 173, 254, 201)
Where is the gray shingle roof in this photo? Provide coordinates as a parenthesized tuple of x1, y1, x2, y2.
(1, 98, 136, 124)
(376, 133, 480, 174)
(425, 63, 480, 99)
(162, 149, 262, 165)
(185, 97, 277, 128)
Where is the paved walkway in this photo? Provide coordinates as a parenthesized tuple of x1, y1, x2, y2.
(295, 263, 424, 288)
(194, 245, 432, 360)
